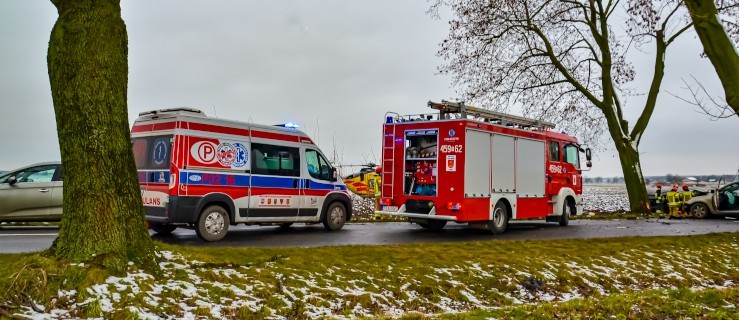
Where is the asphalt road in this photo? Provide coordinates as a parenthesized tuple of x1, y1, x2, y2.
(1, 218, 738, 253)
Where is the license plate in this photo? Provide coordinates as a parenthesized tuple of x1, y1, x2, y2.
(383, 206, 399, 212)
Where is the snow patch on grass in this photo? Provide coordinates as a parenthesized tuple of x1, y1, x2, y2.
(13, 238, 739, 319)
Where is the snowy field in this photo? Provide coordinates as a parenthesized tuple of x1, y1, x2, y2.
(351, 184, 631, 220)
(581, 184, 630, 212)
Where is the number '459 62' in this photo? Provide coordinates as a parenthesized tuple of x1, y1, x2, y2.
(440, 145, 463, 153)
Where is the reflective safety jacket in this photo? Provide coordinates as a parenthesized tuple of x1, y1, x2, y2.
(666, 191, 679, 207)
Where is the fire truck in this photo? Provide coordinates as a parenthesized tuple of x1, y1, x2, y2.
(376, 101, 591, 233)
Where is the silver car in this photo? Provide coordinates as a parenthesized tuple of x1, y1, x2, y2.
(0, 162, 63, 222)
(687, 180, 739, 219)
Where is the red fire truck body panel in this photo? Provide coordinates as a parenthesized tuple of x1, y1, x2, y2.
(377, 104, 586, 226)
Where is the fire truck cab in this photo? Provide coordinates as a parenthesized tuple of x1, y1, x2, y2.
(132, 108, 352, 241)
(376, 101, 591, 233)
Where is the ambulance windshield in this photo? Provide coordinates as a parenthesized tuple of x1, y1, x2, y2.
(132, 135, 173, 170)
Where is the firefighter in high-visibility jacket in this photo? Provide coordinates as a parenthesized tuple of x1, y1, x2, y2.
(681, 185, 693, 217)
(654, 184, 664, 215)
(666, 185, 681, 219)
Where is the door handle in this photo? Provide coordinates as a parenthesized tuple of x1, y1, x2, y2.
(38, 189, 49, 193)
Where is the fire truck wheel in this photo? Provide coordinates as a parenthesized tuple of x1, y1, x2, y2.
(489, 201, 509, 235)
(419, 220, 447, 230)
(559, 200, 572, 226)
(151, 224, 177, 235)
(196, 205, 230, 242)
(323, 202, 347, 231)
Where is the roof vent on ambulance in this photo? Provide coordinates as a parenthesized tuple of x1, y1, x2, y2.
(138, 108, 207, 119)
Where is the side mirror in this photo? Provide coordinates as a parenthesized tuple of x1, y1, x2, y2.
(586, 161, 592, 168)
(585, 148, 592, 161)
(332, 168, 338, 182)
(7, 176, 17, 185)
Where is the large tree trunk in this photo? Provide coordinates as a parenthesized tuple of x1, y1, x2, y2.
(614, 141, 650, 213)
(684, 0, 739, 116)
(47, 0, 155, 271)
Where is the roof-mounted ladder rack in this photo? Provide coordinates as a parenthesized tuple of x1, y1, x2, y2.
(428, 100, 555, 130)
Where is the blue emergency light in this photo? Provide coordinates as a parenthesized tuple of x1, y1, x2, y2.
(276, 122, 299, 129)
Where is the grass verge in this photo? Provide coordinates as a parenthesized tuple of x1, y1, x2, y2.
(1, 233, 738, 319)
(433, 286, 739, 319)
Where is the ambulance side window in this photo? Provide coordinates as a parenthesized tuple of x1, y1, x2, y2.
(251, 143, 300, 177)
(305, 150, 331, 181)
(549, 141, 560, 162)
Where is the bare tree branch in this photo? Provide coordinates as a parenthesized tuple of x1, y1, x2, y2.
(669, 76, 738, 119)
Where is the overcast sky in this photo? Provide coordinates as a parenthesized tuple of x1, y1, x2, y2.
(0, 1, 737, 178)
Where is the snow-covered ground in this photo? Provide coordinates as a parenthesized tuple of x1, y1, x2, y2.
(582, 184, 630, 212)
(17, 239, 739, 319)
(352, 184, 632, 220)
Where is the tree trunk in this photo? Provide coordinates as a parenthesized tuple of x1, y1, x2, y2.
(615, 140, 650, 213)
(684, 0, 739, 116)
(47, 0, 156, 272)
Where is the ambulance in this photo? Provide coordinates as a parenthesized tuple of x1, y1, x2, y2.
(131, 108, 352, 241)
(376, 101, 591, 233)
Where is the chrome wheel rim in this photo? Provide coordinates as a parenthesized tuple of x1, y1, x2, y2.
(564, 203, 571, 216)
(205, 211, 224, 235)
(330, 206, 344, 226)
(493, 207, 505, 228)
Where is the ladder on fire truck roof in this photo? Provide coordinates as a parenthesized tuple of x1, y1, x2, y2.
(428, 100, 556, 130)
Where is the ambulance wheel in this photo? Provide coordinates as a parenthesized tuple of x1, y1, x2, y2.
(196, 205, 230, 242)
(560, 200, 574, 226)
(323, 202, 347, 231)
(419, 220, 447, 230)
(151, 224, 177, 235)
(279, 223, 294, 229)
(488, 201, 509, 235)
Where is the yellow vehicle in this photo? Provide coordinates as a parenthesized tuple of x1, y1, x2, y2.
(341, 163, 381, 199)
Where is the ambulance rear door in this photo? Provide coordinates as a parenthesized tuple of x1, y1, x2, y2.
(133, 134, 174, 215)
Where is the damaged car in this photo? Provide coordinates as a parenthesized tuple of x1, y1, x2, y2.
(687, 180, 739, 219)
